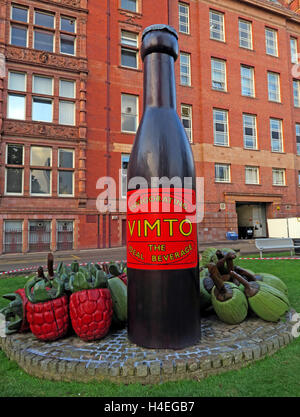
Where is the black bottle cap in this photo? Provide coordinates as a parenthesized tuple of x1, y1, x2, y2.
(141, 24, 178, 61)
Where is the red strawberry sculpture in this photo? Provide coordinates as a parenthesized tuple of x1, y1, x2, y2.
(69, 269, 113, 341)
(25, 275, 69, 342)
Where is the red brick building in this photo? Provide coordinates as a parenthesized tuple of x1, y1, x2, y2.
(1, 0, 300, 253)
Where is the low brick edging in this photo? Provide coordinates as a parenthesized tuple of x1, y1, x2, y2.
(0, 312, 296, 385)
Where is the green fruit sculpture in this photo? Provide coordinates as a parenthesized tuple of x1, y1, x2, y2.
(231, 271, 290, 322)
(208, 264, 248, 325)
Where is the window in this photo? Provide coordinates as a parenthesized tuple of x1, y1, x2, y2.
(4, 221, 23, 254)
(121, 154, 130, 198)
(211, 58, 226, 91)
(243, 114, 257, 150)
(239, 19, 252, 50)
(272, 168, 285, 186)
(298, 171, 300, 186)
(7, 71, 26, 120)
(210, 10, 225, 42)
(296, 124, 300, 155)
(265, 28, 278, 56)
(58, 149, 74, 196)
(215, 164, 230, 183)
(179, 3, 190, 34)
(5, 144, 24, 195)
(10, 6, 77, 55)
(121, 31, 138, 69)
(268, 72, 281, 102)
(294, 80, 300, 107)
(11, 5, 28, 22)
(245, 166, 259, 185)
(241, 66, 255, 97)
(32, 75, 53, 122)
(270, 119, 283, 153)
(180, 52, 191, 86)
(121, 94, 138, 133)
(121, 0, 137, 12)
(291, 38, 298, 64)
(59, 79, 75, 125)
(61, 16, 76, 33)
(11, 25, 27, 47)
(30, 147, 52, 195)
(181, 104, 193, 143)
(35, 10, 54, 28)
(10, 5, 28, 47)
(213, 109, 229, 146)
(60, 17, 76, 55)
(57, 221, 73, 250)
(34, 11, 54, 52)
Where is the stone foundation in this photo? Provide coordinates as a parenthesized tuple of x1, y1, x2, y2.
(0, 310, 296, 385)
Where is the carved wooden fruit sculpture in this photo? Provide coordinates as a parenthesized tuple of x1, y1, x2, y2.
(231, 271, 290, 322)
(107, 277, 127, 327)
(0, 288, 30, 334)
(200, 248, 218, 268)
(25, 277, 69, 342)
(254, 273, 288, 296)
(208, 264, 248, 325)
(108, 262, 128, 286)
(69, 269, 113, 341)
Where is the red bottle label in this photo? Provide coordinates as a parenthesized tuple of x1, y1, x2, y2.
(127, 188, 198, 270)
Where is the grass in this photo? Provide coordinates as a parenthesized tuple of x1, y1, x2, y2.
(0, 255, 299, 397)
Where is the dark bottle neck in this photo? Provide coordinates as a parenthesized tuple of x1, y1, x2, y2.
(143, 52, 176, 109)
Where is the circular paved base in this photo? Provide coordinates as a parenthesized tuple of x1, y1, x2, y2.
(0, 310, 296, 384)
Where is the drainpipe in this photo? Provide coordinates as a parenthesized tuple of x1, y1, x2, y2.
(106, 0, 111, 248)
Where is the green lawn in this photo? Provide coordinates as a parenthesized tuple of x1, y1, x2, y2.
(0, 256, 299, 397)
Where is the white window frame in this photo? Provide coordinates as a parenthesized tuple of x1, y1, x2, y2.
(121, 30, 138, 69)
(239, 19, 253, 50)
(210, 10, 225, 42)
(272, 168, 286, 186)
(5, 143, 25, 196)
(265, 28, 278, 57)
(60, 33, 76, 56)
(33, 29, 54, 53)
(241, 65, 255, 97)
(7, 93, 26, 120)
(11, 4, 28, 22)
(215, 163, 231, 183)
(180, 52, 191, 86)
(243, 114, 257, 150)
(213, 109, 229, 147)
(121, 0, 137, 13)
(211, 58, 227, 91)
(58, 148, 75, 198)
(121, 154, 130, 199)
(10, 24, 28, 47)
(8, 71, 27, 92)
(268, 72, 281, 103)
(121, 94, 139, 133)
(291, 37, 298, 64)
(181, 104, 193, 143)
(179, 3, 190, 34)
(245, 166, 259, 185)
(270, 119, 283, 153)
(296, 123, 300, 155)
(293, 80, 300, 108)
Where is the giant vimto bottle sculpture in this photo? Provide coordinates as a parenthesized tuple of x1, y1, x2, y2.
(126, 25, 201, 349)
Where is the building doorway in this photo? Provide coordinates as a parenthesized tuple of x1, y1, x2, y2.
(236, 203, 267, 239)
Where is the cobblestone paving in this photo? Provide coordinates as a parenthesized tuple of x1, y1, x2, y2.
(0, 310, 296, 384)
